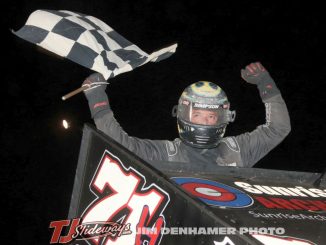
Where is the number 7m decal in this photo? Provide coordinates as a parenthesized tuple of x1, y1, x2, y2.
(81, 151, 170, 245)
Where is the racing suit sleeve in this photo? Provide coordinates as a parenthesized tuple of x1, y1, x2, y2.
(84, 84, 169, 162)
(235, 77, 291, 167)
(94, 109, 169, 161)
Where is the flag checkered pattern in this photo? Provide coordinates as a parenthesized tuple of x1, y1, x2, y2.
(14, 10, 177, 79)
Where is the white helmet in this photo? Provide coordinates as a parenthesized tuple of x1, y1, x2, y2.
(177, 81, 235, 148)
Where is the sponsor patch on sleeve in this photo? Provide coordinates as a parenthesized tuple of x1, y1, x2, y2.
(166, 140, 178, 156)
(221, 137, 240, 153)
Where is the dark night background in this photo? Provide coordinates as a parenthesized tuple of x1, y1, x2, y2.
(2, 0, 325, 244)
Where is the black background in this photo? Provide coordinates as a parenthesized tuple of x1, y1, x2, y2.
(2, 0, 325, 244)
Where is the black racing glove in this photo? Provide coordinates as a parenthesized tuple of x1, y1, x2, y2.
(82, 73, 110, 118)
(241, 62, 280, 100)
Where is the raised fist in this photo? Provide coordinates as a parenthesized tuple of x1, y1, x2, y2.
(82, 73, 108, 92)
(241, 62, 271, 85)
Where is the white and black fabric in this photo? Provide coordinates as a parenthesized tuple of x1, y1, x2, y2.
(14, 10, 177, 79)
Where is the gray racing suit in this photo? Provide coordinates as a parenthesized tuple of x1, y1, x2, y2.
(85, 76, 291, 168)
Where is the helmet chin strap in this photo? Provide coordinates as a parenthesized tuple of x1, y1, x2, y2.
(220, 127, 226, 138)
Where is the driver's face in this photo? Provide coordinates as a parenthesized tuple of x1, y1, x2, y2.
(190, 109, 218, 125)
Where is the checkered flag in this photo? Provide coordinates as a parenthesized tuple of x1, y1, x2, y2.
(13, 9, 177, 80)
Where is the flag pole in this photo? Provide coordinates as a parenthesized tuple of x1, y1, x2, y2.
(62, 86, 88, 100)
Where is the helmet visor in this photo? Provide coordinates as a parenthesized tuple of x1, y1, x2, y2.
(178, 100, 230, 126)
